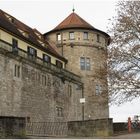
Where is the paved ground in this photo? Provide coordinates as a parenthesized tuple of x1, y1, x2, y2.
(109, 132, 140, 139)
(28, 132, 140, 139)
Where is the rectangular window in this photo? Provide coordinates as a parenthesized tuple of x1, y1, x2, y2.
(86, 58, 90, 70)
(83, 32, 88, 40)
(97, 34, 100, 42)
(37, 72, 40, 82)
(68, 85, 72, 97)
(27, 46, 37, 59)
(69, 32, 74, 40)
(56, 60, 63, 68)
(14, 65, 16, 77)
(43, 54, 51, 63)
(57, 33, 61, 41)
(12, 38, 18, 53)
(56, 107, 63, 117)
(80, 57, 85, 70)
(14, 64, 20, 78)
(42, 75, 46, 86)
(95, 84, 102, 95)
(80, 57, 90, 70)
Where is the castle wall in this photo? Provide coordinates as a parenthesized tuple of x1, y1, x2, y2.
(0, 47, 82, 122)
(0, 54, 22, 117)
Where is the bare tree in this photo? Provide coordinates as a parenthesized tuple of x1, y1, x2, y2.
(108, 1, 140, 104)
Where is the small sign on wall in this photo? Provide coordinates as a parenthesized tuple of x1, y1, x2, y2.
(80, 98, 85, 103)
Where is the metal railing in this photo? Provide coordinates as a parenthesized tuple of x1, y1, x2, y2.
(0, 40, 82, 83)
(26, 122, 68, 137)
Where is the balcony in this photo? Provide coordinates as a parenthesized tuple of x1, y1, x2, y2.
(0, 39, 82, 85)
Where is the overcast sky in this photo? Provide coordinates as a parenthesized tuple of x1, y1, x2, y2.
(0, 0, 140, 122)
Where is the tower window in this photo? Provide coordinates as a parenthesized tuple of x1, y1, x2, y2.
(86, 58, 90, 70)
(80, 57, 91, 70)
(69, 32, 74, 40)
(97, 34, 100, 42)
(57, 33, 61, 41)
(80, 57, 85, 70)
(83, 32, 88, 40)
(43, 54, 51, 63)
(95, 84, 102, 95)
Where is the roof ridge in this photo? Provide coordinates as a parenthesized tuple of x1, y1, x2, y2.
(0, 9, 29, 30)
(53, 13, 73, 29)
(74, 12, 94, 27)
(69, 13, 75, 25)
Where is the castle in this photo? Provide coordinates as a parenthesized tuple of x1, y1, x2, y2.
(0, 9, 110, 123)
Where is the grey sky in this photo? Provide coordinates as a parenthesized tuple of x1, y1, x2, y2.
(0, 0, 117, 33)
(0, 0, 140, 122)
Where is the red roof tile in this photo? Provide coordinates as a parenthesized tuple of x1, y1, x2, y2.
(53, 12, 94, 31)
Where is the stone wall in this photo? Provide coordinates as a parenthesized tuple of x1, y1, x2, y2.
(0, 116, 25, 138)
(0, 49, 82, 122)
(20, 61, 82, 122)
(113, 122, 128, 133)
(46, 29, 109, 120)
(0, 54, 22, 117)
(46, 29, 108, 52)
(68, 118, 113, 137)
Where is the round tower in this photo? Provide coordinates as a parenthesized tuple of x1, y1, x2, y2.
(44, 11, 110, 120)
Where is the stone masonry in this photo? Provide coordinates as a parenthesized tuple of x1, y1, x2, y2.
(0, 47, 82, 122)
(46, 29, 109, 120)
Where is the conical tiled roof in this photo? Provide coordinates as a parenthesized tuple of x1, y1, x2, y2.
(53, 12, 94, 31)
(45, 12, 110, 40)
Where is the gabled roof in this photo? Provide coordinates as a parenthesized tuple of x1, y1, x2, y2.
(0, 9, 67, 62)
(45, 12, 110, 41)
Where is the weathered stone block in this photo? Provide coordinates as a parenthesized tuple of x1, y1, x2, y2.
(0, 116, 25, 138)
(68, 118, 113, 137)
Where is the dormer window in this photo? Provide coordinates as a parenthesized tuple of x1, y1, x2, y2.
(4, 13, 14, 23)
(24, 32, 29, 38)
(57, 33, 61, 41)
(69, 32, 74, 40)
(10, 18, 14, 23)
(38, 40, 45, 47)
(33, 29, 42, 39)
(18, 29, 29, 38)
(83, 32, 88, 40)
(35, 32, 42, 39)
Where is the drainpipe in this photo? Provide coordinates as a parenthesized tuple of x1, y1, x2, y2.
(81, 84, 84, 121)
(61, 32, 63, 56)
